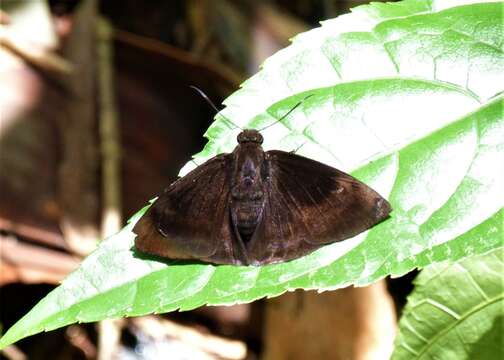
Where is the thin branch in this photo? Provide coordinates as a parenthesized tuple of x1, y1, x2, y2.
(96, 16, 124, 360)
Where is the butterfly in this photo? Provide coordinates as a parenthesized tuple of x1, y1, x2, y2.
(133, 123, 391, 266)
(134, 88, 391, 265)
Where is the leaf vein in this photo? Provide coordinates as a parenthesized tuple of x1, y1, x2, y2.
(416, 295, 503, 358)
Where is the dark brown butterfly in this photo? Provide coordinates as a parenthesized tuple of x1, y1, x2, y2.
(134, 127, 392, 266)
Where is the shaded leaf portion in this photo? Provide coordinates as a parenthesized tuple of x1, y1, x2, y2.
(392, 248, 504, 360)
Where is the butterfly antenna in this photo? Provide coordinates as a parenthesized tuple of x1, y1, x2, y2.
(290, 140, 307, 154)
(258, 94, 314, 132)
(189, 85, 242, 130)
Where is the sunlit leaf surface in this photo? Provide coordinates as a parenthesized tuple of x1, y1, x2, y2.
(1, 0, 503, 349)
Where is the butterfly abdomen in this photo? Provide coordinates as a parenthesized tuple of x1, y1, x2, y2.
(229, 141, 268, 245)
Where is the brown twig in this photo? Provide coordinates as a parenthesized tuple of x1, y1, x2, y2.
(96, 17, 124, 360)
(98, 18, 122, 237)
(114, 29, 242, 89)
(65, 325, 97, 359)
(0, 32, 73, 75)
(57, 0, 99, 256)
(0, 345, 27, 360)
(0, 217, 67, 250)
(0, 235, 80, 285)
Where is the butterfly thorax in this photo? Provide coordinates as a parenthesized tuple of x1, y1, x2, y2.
(230, 141, 267, 244)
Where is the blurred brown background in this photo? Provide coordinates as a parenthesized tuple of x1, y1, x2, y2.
(0, 1, 408, 359)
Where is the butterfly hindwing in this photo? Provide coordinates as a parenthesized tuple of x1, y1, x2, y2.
(247, 150, 391, 265)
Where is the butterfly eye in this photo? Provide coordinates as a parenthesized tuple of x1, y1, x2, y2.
(237, 130, 263, 144)
(254, 133, 264, 144)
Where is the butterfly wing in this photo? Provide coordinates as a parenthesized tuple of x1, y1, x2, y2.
(133, 153, 239, 264)
(247, 150, 391, 265)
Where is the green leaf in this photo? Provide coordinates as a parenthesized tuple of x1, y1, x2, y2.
(1, 0, 503, 349)
(392, 248, 504, 360)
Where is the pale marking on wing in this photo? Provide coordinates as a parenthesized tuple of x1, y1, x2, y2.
(315, 182, 357, 232)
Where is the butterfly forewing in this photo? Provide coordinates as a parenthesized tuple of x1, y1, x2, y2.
(134, 154, 238, 263)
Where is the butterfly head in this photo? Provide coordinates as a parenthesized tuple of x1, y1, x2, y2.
(237, 129, 263, 144)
